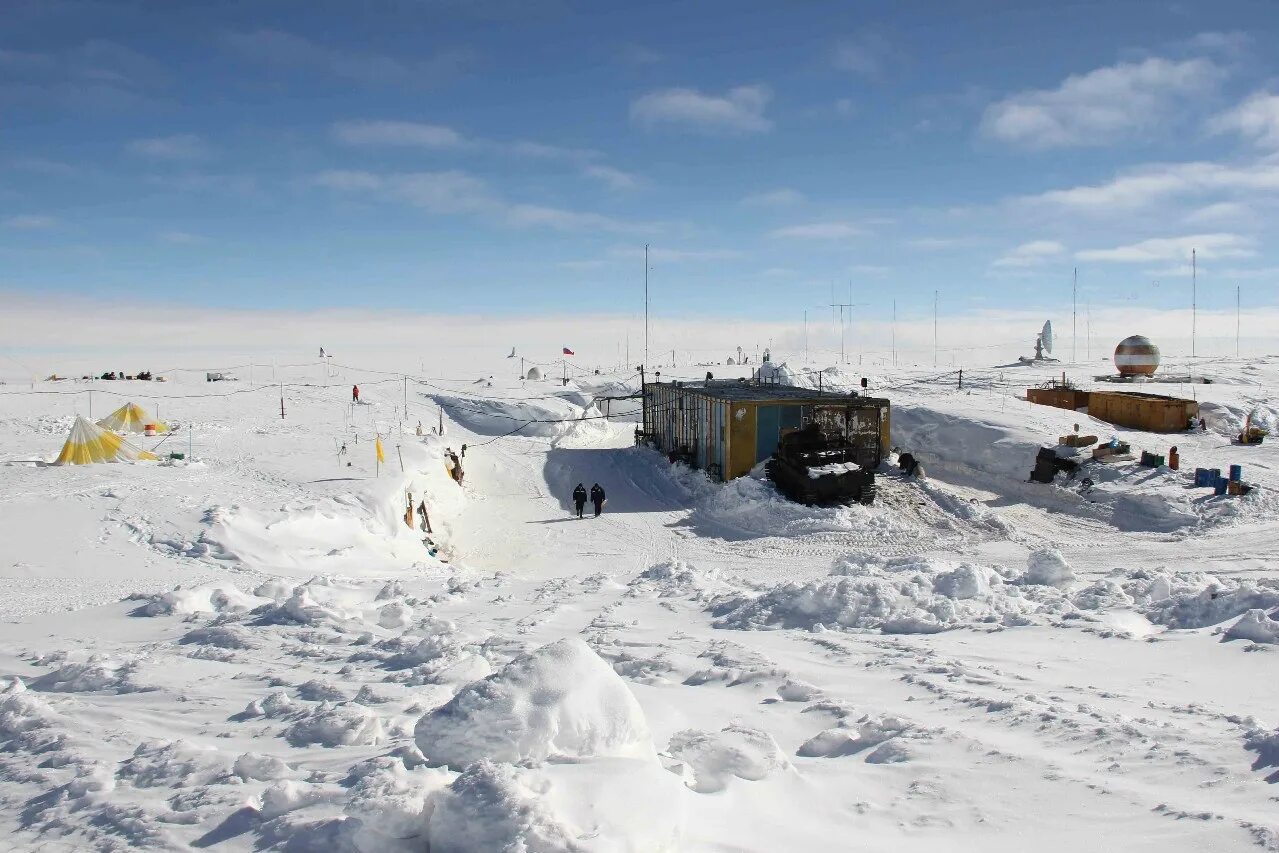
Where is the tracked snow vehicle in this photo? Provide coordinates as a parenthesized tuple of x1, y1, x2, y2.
(766, 420, 876, 505)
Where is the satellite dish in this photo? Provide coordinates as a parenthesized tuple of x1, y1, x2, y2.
(1040, 321, 1054, 355)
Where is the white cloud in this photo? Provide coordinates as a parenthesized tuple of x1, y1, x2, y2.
(315, 169, 651, 233)
(582, 164, 639, 190)
(992, 240, 1065, 268)
(1209, 91, 1279, 149)
(768, 222, 865, 240)
(742, 188, 804, 207)
(313, 169, 386, 191)
(158, 230, 204, 244)
(126, 134, 212, 161)
(630, 85, 772, 133)
(222, 29, 472, 86)
(980, 57, 1223, 148)
(331, 120, 465, 148)
(611, 246, 740, 263)
(909, 237, 975, 250)
(3, 214, 56, 229)
(1184, 201, 1250, 224)
(832, 32, 890, 76)
(1076, 233, 1254, 263)
(1022, 159, 1279, 211)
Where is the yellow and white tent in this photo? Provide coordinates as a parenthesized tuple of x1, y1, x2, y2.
(54, 416, 158, 465)
(97, 402, 167, 434)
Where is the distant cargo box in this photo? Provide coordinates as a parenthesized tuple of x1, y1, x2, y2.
(1027, 383, 1198, 434)
(1087, 390, 1198, 433)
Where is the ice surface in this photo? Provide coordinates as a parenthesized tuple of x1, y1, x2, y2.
(1, 359, 1277, 851)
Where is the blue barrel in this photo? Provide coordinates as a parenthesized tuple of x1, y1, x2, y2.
(1194, 468, 1211, 487)
(1229, 464, 1242, 482)
(1209, 468, 1221, 483)
(1214, 477, 1229, 496)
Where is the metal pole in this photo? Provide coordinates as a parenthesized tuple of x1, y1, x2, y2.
(1072, 267, 1077, 364)
(892, 299, 897, 367)
(403, 376, 407, 412)
(280, 382, 285, 419)
(933, 290, 938, 367)
(643, 243, 649, 369)
(1191, 248, 1197, 360)
(1236, 284, 1241, 358)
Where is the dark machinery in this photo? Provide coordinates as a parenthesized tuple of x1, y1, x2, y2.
(766, 421, 876, 505)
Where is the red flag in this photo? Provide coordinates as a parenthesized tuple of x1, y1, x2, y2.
(562, 347, 575, 355)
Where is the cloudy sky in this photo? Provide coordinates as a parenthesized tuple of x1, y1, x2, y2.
(3, 0, 1278, 335)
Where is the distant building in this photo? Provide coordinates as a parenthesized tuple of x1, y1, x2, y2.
(642, 379, 890, 481)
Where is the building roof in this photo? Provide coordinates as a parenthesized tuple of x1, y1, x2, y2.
(645, 379, 887, 405)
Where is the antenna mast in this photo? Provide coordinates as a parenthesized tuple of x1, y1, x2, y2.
(643, 243, 650, 368)
(1072, 267, 1077, 364)
(933, 290, 938, 368)
(892, 299, 897, 367)
(1236, 283, 1241, 358)
(1191, 248, 1197, 360)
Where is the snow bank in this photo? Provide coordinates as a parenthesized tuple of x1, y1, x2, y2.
(414, 637, 653, 767)
(674, 464, 904, 537)
(431, 393, 609, 442)
(710, 554, 1060, 634)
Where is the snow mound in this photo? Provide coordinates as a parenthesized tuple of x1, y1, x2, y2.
(666, 725, 788, 793)
(414, 637, 653, 768)
(710, 555, 1057, 634)
(676, 464, 905, 538)
(428, 758, 683, 852)
(116, 739, 228, 788)
(1023, 548, 1076, 587)
(1224, 609, 1279, 644)
(28, 655, 153, 694)
(285, 702, 384, 747)
(135, 584, 266, 617)
(797, 715, 912, 759)
(1136, 574, 1279, 629)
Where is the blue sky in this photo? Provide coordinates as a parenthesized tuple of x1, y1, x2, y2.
(3, 0, 1279, 327)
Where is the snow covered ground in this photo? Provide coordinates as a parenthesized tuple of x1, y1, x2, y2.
(0, 355, 1277, 851)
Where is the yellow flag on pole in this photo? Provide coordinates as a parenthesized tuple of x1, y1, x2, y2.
(375, 436, 385, 464)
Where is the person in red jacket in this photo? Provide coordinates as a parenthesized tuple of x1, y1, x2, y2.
(352, 385, 360, 403)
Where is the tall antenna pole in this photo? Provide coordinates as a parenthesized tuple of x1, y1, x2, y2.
(1236, 283, 1241, 358)
(1191, 248, 1197, 360)
(933, 290, 938, 367)
(803, 310, 808, 363)
(643, 244, 650, 368)
(892, 299, 897, 367)
(1072, 267, 1077, 364)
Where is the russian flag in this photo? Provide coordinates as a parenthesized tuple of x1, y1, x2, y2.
(562, 347, 575, 355)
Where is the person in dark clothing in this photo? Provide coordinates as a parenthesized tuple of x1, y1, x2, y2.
(590, 483, 606, 517)
(352, 385, 360, 403)
(572, 483, 587, 519)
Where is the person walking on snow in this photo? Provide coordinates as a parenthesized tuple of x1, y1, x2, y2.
(572, 483, 587, 519)
(352, 385, 360, 404)
(590, 483, 606, 517)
